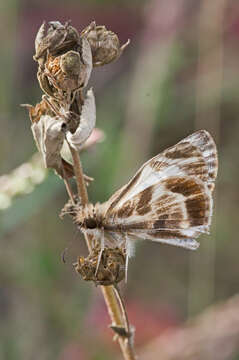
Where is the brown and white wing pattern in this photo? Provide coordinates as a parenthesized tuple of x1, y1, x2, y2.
(100, 130, 218, 250)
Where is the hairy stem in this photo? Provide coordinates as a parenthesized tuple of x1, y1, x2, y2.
(68, 145, 136, 360)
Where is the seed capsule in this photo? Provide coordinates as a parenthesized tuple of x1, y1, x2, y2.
(81, 22, 130, 67)
(34, 21, 80, 66)
(74, 247, 126, 286)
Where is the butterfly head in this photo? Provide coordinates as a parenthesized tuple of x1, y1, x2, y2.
(74, 203, 102, 231)
(84, 217, 98, 229)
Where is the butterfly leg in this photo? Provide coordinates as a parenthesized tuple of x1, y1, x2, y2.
(95, 228, 105, 276)
(125, 234, 135, 283)
(125, 254, 129, 283)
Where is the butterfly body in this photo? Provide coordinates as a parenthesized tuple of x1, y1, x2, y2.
(70, 130, 218, 257)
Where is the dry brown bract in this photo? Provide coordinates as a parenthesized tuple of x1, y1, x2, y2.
(81, 21, 130, 67)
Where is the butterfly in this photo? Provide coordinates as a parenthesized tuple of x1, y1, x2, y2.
(67, 130, 218, 272)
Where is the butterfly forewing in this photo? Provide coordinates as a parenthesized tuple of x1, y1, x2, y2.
(100, 130, 217, 250)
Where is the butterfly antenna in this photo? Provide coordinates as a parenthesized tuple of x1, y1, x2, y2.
(61, 227, 81, 264)
(61, 247, 68, 263)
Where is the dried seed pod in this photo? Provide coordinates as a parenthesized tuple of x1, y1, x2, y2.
(74, 247, 126, 286)
(48, 22, 80, 55)
(34, 21, 80, 66)
(60, 50, 82, 76)
(39, 39, 92, 95)
(45, 53, 80, 92)
(81, 21, 130, 66)
(34, 21, 68, 65)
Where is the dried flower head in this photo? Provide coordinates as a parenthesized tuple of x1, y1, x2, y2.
(34, 21, 92, 99)
(34, 21, 80, 66)
(74, 246, 126, 286)
(81, 21, 130, 67)
(43, 40, 92, 94)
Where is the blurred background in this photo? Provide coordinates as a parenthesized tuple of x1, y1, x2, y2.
(1, 0, 239, 359)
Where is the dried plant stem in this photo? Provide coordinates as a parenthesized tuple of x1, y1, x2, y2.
(69, 146, 89, 205)
(68, 145, 136, 360)
(102, 286, 136, 360)
(113, 284, 130, 335)
(63, 178, 75, 204)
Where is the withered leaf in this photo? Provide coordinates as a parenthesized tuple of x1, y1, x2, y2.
(31, 114, 66, 177)
(66, 88, 96, 150)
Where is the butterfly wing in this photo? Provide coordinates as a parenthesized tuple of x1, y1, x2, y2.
(101, 130, 218, 250)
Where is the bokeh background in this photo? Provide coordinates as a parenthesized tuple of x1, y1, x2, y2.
(1, 0, 239, 359)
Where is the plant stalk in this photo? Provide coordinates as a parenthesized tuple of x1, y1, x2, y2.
(69, 146, 136, 360)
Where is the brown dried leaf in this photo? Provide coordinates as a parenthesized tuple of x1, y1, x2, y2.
(22, 98, 54, 124)
(31, 114, 65, 176)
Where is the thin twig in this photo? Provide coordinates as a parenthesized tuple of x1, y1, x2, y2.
(63, 178, 75, 204)
(62, 160, 76, 205)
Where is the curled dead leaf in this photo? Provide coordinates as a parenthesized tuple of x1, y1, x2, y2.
(66, 88, 96, 150)
(31, 115, 65, 175)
